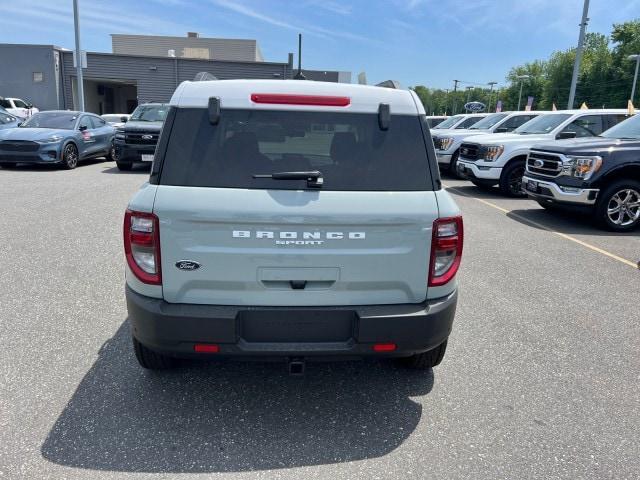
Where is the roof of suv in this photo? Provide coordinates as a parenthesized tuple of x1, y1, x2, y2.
(171, 79, 425, 115)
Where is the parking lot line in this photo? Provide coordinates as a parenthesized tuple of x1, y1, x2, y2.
(443, 184, 639, 270)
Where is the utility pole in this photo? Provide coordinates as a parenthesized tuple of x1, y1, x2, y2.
(516, 75, 530, 110)
(73, 0, 85, 111)
(465, 86, 473, 104)
(293, 34, 306, 80)
(452, 79, 460, 114)
(567, 0, 590, 109)
(629, 54, 640, 104)
(488, 81, 497, 112)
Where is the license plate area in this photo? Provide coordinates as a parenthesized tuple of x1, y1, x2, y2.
(239, 310, 356, 343)
(527, 180, 538, 193)
(141, 154, 154, 162)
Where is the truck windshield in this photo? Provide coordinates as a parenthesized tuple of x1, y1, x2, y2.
(21, 112, 78, 129)
(130, 105, 168, 122)
(600, 114, 640, 139)
(514, 114, 571, 134)
(468, 113, 509, 129)
(159, 108, 432, 191)
(433, 115, 463, 129)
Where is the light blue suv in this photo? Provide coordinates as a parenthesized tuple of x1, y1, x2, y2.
(0, 111, 115, 169)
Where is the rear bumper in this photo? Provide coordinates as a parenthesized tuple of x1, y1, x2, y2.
(126, 285, 457, 360)
(457, 160, 502, 181)
(522, 175, 599, 206)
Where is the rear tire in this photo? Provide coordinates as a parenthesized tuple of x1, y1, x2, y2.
(499, 159, 527, 197)
(106, 143, 116, 162)
(133, 336, 177, 370)
(594, 179, 640, 232)
(116, 160, 133, 171)
(400, 339, 448, 370)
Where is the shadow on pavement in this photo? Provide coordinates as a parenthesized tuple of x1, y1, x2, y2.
(507, 208, 639, 238)
(101, 164, 151, 175)
(41, 321, 433, 473)
(0, 158, 108, 171)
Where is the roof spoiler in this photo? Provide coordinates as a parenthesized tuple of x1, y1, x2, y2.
(375, 80, 401, 89)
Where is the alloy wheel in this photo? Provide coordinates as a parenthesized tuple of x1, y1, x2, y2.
(509, 166, 525, 196)
(64, 144, 78, 169)
(607, 188, 640, 227)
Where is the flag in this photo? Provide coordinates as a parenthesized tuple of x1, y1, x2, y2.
(580, 102, 588, 110)
(525, 96, 534, 111)
(628, 100, 635, 115)
(495, 100, 502, 113)
(552, 103, 557, 111)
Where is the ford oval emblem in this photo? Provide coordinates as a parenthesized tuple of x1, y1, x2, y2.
(142, 134, 153, 140)
(175, 260, 201, 271)
(534, 159, 545, 168)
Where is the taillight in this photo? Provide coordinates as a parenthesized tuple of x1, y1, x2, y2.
(428, 216, 463, 287)
(250, 93, 351, 107)
(124, 210, 162, 285)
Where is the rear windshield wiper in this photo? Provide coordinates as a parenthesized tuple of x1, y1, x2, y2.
(253, 170, 324, 189)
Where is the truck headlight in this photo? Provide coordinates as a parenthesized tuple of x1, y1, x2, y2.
(482, 145, 504, 161)
(563, 156, 602, 180)
(439, 137, 454, 151)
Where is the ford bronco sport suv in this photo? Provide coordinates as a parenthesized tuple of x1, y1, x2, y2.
(124, 80, 463, 373)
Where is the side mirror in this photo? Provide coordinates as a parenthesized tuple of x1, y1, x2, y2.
(79, 125, 87, 131)
(26, 104, 33, 109)
(495, 127, 509, 133)
(556, 131, 576, 140)
(121, 117, 128, 123)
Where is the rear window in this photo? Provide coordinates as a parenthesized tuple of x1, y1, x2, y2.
(159, 108, 432, 191)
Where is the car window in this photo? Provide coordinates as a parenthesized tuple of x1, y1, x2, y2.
(515, 114, 572, 134)
(456, 116, 483, 129)
(21, 112, 78, 129)
(13, 99, 28, 108)
(468, 113, 508, 130)
(78, 116, 91, 130)
(605, 114, 632, 130)
(500, 114, 537, 130)
(159, 108, 433, 192)
(601, 114, 640, 139)
(559, 115, 604, 138)
(130, 105, 168, 122)
(90, 116, 106, 128)
(0, 99, 11, 108)
(433, 115, 463, 129)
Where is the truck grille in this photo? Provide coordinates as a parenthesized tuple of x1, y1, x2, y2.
(459, 143, 480, 161)
(125, 132, 159, 145)
(527, 151, 563, 177)
(0, 141, 40, 152)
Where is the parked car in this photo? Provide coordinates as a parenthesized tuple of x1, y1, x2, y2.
(433, 111, 543, 175)
(523, 113, 640, 231)
(0, 111, 115, 169)
(425, 115, 448, 128)
(101, 113, 131, 128)
(0, 107, 20, 130)
(114, 104, 168, 171)
(456, 109, 632, 196)
(431, 113, 488, 131)
(124, 79, 463, 371)
(0, 97, 39, 119)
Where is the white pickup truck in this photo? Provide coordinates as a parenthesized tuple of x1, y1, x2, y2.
(0, 97, 39, 119)
(456, 109, 632, 196)
(432, 111, 541, 175)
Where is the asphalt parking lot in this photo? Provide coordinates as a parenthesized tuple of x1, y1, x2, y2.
(1, 160, 638, 479)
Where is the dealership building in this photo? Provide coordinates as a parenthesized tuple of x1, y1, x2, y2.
(0, 33, 351, 114)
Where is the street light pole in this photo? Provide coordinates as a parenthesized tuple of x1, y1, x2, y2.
(73, 0, 85, 111)
(515, 75, 530, 111)
(629, 54, 640, 104)
(567, 0, 590, 109)
(466, 86, 473, 104)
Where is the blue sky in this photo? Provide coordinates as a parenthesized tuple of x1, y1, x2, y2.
(1, 0, 638, 89)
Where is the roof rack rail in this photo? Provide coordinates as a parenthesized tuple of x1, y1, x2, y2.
(375, 80, 401, 89)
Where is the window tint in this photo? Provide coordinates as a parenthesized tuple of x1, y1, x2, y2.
(515, 114, 572, 134)
(605, 114, 632, 130)
(468, 113, 508, 130)
(433, 115, 463, 129)
(600, 114, 640, 139)
(0, 99, 11, 108)
(159, 108, 432, 191)
(90, 116, 106, 128)
(560, 115, 604, 138)
(13, 99, 28, 108)
(78, 116, 91, 130)
(21, 112, 78, 130)
(456, 116, 483, 129)
(130, 105, 168, 122)
(500, 114, 536, 130)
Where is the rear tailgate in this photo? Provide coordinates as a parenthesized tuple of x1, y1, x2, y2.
(154, 187, 438, 306)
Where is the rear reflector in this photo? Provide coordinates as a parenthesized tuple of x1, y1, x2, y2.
(373, 343, 397, 352)
(250, 93, 350, 107)
(194, 344, 220, 353)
